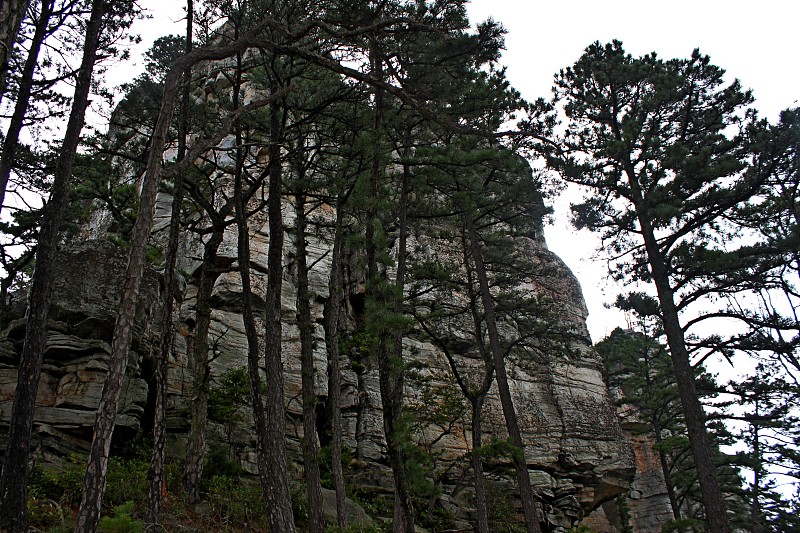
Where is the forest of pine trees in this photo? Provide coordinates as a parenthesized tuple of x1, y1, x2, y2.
(0, 2, 797, 533)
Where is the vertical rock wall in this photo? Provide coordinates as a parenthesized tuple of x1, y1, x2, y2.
(0, 196, 641, 529)
(0, 240, 161, 462)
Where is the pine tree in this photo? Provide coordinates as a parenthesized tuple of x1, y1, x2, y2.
(725, 361, 800, 532)
(0, 1, 110, 529)
(0, 0, 55, 212)
(146, 3, 193, 527)
(0, 0, 32, 106)
(548, 42, 776, 533)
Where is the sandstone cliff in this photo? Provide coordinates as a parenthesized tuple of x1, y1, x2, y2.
(0, 48, 644, 531)
(0, 196, 638, 530)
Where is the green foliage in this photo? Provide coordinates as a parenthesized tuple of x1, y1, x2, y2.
(485, 479, 526, 533)
(144, 244, 164, 265)
(103, 458, 149, 509)
(98, 501, 144, 533)
(339, 330, 373, 372)
(27, 455, 148, 532)
(205, 367, 250, 478)
(291, 482, 309, 524)
(202, 475, 268, 530)
(319, 444, 354, 491)
(143, 35, 186, 82)
(203, 442, 245, 478)
(28, 455, 85, 507)
(26, 497, 70, 532)
(70, 151, 140, 242)
(615, 494, 634, 533)
(208, 367, 250, 424)
(349, 486, 393, 519)
(565, 525, 597, 533)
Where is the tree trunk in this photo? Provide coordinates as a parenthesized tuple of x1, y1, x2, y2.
(0, 1, 105, 529)
(0, 0, 54, 212)
(750, 424, 764, 533)
(471, 396, 490, 533)
(465, 215, 542, 533)
(74, 40, 188, 533)
(146, 6, 192, 527)
(654, 429, 683, 522)
(0, 0, 31, 107)
(386, 150, 415, 533)
(364, 44, 415, 533)
(144, 122, 184, 529)
(324, 211, 347, 530)
(183, 231, 223, 502)
(629, 190, 731, 533)
(295, 191, 325, 533)
(230, 70, 274, 523)
(262, 93, 296, 532)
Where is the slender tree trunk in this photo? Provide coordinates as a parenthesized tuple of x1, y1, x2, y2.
(461, 234, 494, 533)
(230, 74, 273, 522)
(416, 270, 493, 533)
(146, 4, 192, 525)
(749, 419, 765, 532)
(183, 231, 223, 502)
(324, 210, 347, 530)
(0, 0, 54, 212)
(262, 92, 296, 532)
(471, 396, 490, 533)
(364, 44, 415, 533)
(628, 189, 731, 532)
(145, 183, 183, 527)
(654, 427, 683, 522)
(0, 2, 105, 529)
(0, 0, 32, 107)
(385, 150, 415, 533)
(74, 25, 290, 533)
(465, 215, 542, 533)
(295, 190, 325, 533)
(143, 128, 184, 527)
(75, 45, 187, 533)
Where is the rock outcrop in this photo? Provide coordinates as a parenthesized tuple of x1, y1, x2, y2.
(585, 388, 675, 532)
(0, 54, 644, 533)
(0, 205, 638, 530)
(0, 240, 161, 462)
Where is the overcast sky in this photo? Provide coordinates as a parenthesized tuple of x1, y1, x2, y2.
(124, 0, 800, 343)
(464, 0, 800, 342)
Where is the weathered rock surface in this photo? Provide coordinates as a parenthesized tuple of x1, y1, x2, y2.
(0, 69, 647, 530)
(189, 180, 636, 527)
(0, 213, 639, 530)
(585, 395, 675, 532)
(0, 239, 161, 460)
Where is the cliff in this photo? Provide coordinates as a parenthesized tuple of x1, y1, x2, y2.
(0, 49, 642, 531)
(1, 202, 637, 530)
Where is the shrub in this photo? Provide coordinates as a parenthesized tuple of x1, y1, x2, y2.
(104, 458, 149, 509)
(28, 454, 85, 507)
(98, 501, 144, 533)
(204, 475, 268, 530)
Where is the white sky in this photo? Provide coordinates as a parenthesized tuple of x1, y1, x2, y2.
(464, 0, 800, 343)
(120, 0, 800, 344)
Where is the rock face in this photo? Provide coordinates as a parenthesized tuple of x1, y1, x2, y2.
(0, 240, 161, 462)
(585, 393, 675, 532)
(0, 59, 645, 532)
(1, 204, 637, 530)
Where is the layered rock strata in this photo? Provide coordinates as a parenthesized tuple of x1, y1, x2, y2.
(1, 204, 637, 530)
